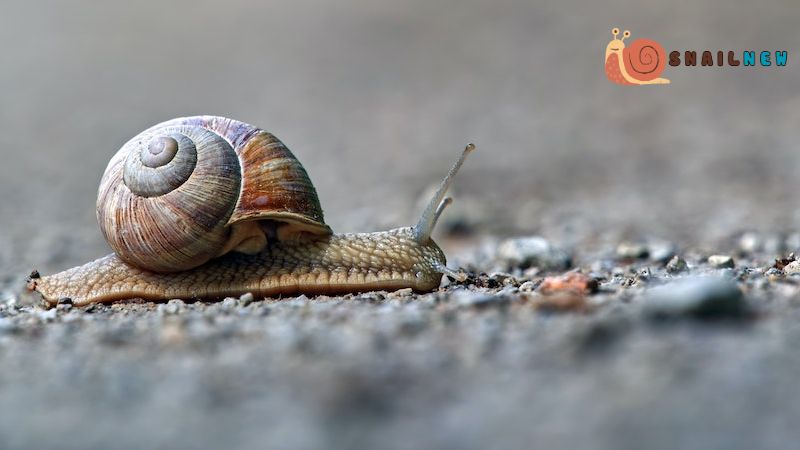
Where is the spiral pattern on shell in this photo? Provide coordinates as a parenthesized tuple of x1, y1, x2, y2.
(622, 38, 667, 81)
(97, 116, 330, 273)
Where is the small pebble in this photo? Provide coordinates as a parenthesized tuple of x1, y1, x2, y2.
(158, 299, 185, 316)
(644, 277, 748, 320)
(708, 255, 735, 269)
(496, 236, 571, 270)
(239, 292, 255, 306)
(539, 272, 598, 295)
(764, 267, 783, 280)
(649, 241, 677, 263)
(489, 272, 518, 286)
(783, 260, 800, 275)
(37, 308, 57, 322)
(221, 297, 238, 310)
(522, 267, 541, 279)
(666, 256, 688, 274)
(388, 288, 414, 298)
(772, 254, 795, 271)
(519, 281, 536, 292)
(616, 242, 649, 260)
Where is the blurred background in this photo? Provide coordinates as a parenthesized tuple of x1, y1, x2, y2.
(1, 1, 800, 448)
(1, 0, 799, 282)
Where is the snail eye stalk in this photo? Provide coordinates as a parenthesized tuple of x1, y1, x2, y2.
(413, 144, 475, 244)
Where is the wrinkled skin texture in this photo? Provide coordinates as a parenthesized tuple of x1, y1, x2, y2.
(29, 228, 446, 306)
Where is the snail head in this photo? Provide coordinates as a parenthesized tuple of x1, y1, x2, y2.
(606, 28, 630, 59)
(408, 143, 475, 281)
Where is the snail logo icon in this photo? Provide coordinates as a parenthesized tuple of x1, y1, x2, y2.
(604, 27, 670, 85)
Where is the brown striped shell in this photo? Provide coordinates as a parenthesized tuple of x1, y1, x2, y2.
(97, 116, 331, 273)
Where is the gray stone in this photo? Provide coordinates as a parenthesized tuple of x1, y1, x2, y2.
(644, 277, 748, 320)
(158, 299, 185, 316)
(649, 241, 677, 263)
(388, 288, 414, 298)
(708, 255, 735, 269)
(221, 297, 238, 310)
(783, 260, 800, 275)
(666, 255, 688, 274)
(496, 236, 571, 270)
(616, 242, 649, 259)
(36, 308, 57, 322)
(239, 292, 255, 306)
(489, 272, 518, 286)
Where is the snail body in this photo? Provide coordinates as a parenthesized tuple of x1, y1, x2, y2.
(29, 116, 471, 306)
(604, 28, 670, 85)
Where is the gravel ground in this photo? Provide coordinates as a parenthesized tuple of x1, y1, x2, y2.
(5, 237, 800, 449)
(3, 0, 800, 449)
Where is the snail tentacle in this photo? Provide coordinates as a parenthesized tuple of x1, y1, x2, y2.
(413, 143, 475, 243)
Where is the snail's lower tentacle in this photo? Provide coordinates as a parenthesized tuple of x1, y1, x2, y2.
(29, 228, 446, 306)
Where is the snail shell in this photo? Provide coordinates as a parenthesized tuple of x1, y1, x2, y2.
(621, 38, 667, 82)
(97, 116, 331, 273)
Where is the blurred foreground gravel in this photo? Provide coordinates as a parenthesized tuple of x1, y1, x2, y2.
(3, 233, 800, 450)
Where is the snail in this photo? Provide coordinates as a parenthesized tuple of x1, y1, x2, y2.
(27, 116, 473, 306)
(604, 27, 670, 85)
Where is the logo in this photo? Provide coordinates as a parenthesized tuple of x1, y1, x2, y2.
(605, 27, 789, 86)
(604, 28, 670, 85)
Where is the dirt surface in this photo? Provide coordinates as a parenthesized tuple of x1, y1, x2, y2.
(2, 0, 800, 449)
